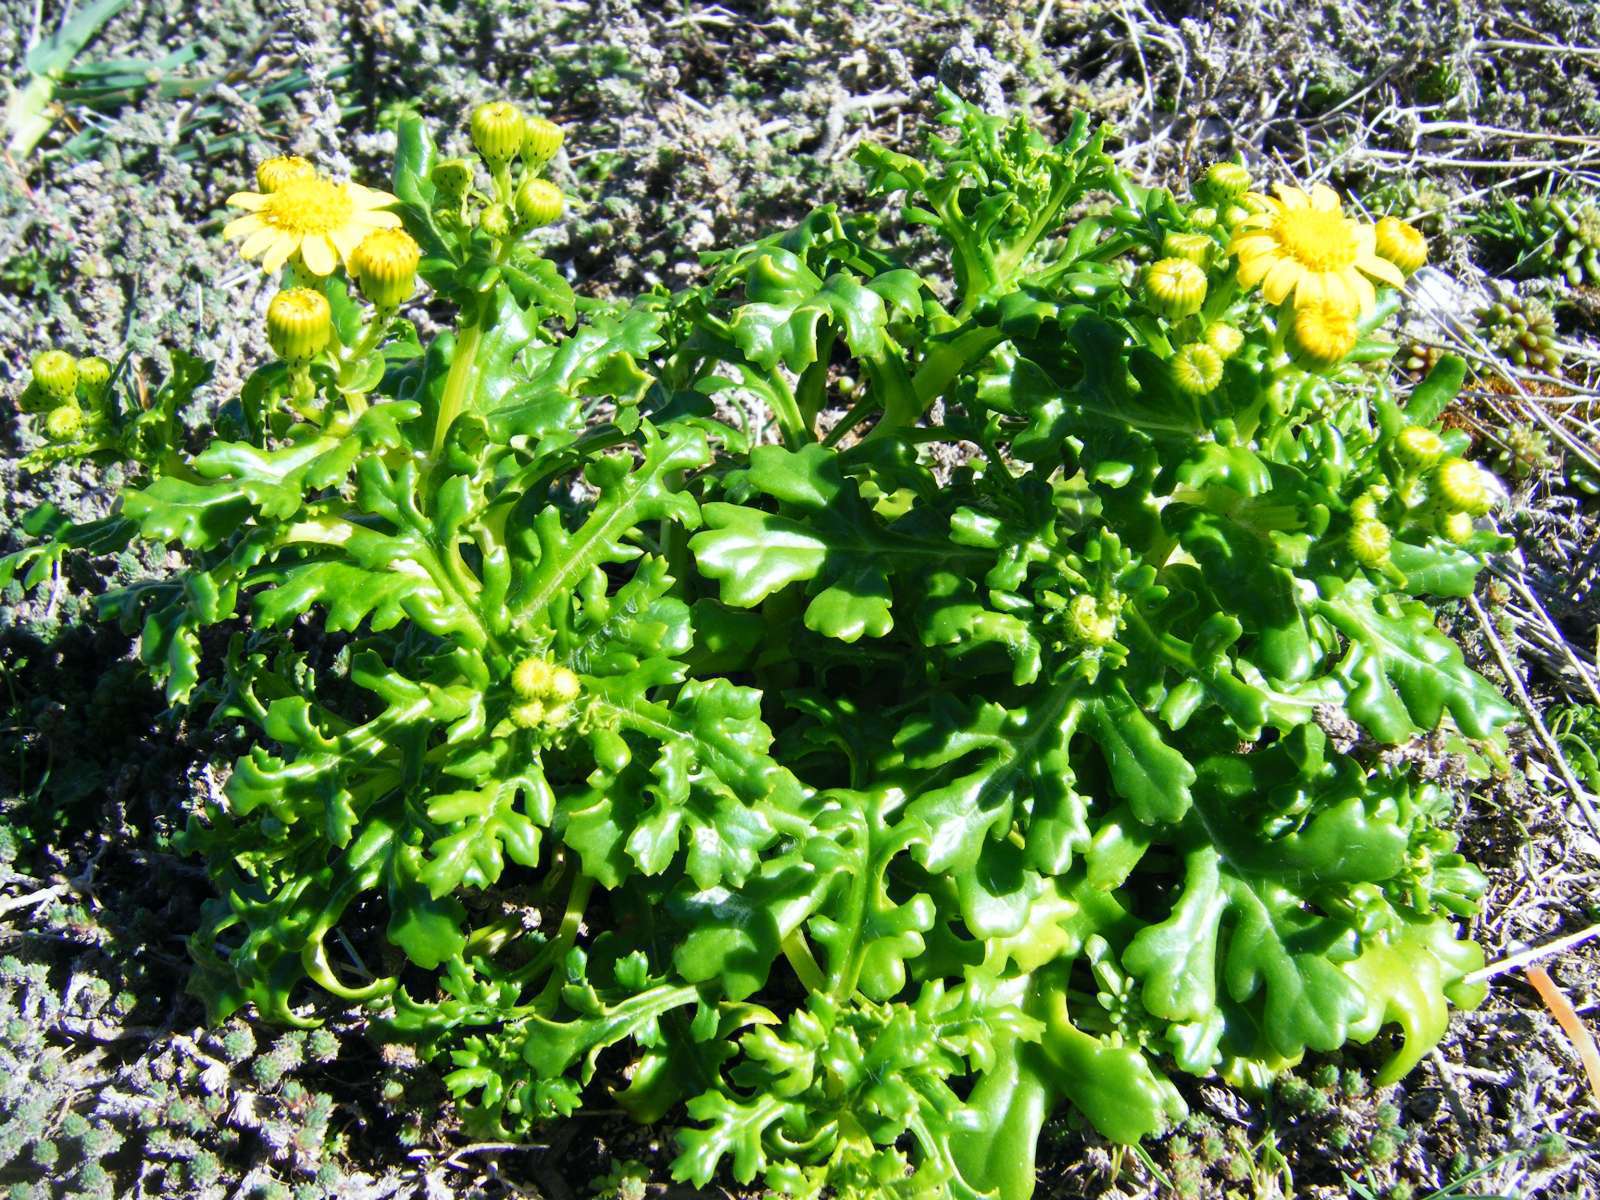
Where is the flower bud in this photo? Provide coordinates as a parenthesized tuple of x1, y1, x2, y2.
(510, 699, 546, 729)
(1289, 302, 1359, 369)
(1143, 258, 1208, 320)
(1161, 231, 1213, 266)
(1170, 343, 1224, 395)
(350, 228, 422, 309)
(1204, 322, 1244, 359)
(1189, 206, 1218, 230)
(549, 666, 581, 703)
(512, 657, 555, 699)
(521, 116, 564, 171)
(1350, 487, 1388, 522)
(1394, 425, 1444, 469)
(1069, 594, 1118, 647)
(1434, 457, 1493, 517)
(31, 349, 78, 402)
(1348, 520, 1392, 568)
(75, 355, 112, 406)
(1438, 510, 1474, 545)
(266, 288, 332, 362)
(513, 177, 564, 229)
(470, 101, 525, 164)
(430, 158, 474, 197)
(256, 155, 317, 194)
(44, 402, 84, 442)
(1374, 216, 1428, 276)
(480, 202, 513, 239)
(1200, 161, 1252, 202)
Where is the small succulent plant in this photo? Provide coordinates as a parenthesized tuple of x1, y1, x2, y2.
(1476, 290, 1563, 373)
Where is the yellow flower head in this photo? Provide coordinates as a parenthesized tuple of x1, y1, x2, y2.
(1230, 183, 1404, 315)
(224, 175, 401, 276)
(350, 228, 422, 309)
(1374, 216, 1428, 276)
(255, 155, 317, 193)
(266, 288, 332, 362)
(1290, 300, 1360, 368)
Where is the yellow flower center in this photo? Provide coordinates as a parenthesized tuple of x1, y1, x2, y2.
(262, 178, 355, 236)
(1274, 207, 1359, 272)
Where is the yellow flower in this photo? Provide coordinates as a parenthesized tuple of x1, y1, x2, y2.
(1289, 300, 1360, 368)
(350, 229, 422, 309)
(1374, 216, 1428, 276)
(1230, 183, 1404, 315)
(224, 176, 401, 276)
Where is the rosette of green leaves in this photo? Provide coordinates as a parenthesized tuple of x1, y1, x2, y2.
(0, 97, 1518, 1200)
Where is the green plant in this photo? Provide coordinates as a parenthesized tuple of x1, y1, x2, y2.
(1477, 189, 1600, 289)
(4, 93, 1513, 1200)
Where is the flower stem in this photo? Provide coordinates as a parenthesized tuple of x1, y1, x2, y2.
(431, 315, 483, 456)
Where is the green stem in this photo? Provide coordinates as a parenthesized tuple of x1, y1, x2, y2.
(912, 325, 1007, 410)
(781, 929, 828, 993)
(431, 316, 484, 456)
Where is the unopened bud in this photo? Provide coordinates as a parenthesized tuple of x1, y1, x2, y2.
(1434, 457, 1493, 517)
(350, 228, 421, 309)
(512, 657, 555, 699)
(521, 116, 564, 171)
(1395, 426, 1444, 469)
(266, 288, 332, 362)
(1204, 323, 1244, 359)
(470, 101, 525, 164)
(513, 177, 564, 229)
(480, 202, 512, 239)
(1348, 520, 1392, 568)
(44, 403, 84, 442)
(32, 349, 78, 402)
(1170, 344, 1224, 395)
(430, 158, 474, 197)
(75, 355, 112, 406)
(256, 155, 317, 194)
(1200, 161, 1252, 202)
(1143, 258, 1208, 321)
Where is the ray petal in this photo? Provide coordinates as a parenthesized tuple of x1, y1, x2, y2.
(1262, 258, 1301, 304)
(300, 234, 337, 276)
(223, 214, 264, 240)
(225, 191, 268, 211)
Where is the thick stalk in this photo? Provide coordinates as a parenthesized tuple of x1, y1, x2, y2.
(431, 316, 484, 456)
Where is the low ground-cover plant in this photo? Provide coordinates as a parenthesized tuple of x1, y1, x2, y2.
(4, 94, 1516, 1199)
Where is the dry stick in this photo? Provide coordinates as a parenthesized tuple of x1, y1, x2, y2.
(1466, 593, 1600, 845)
(0, 882, 68, 919)
(1465, 920, 1600, 986)
(1526, 966, 1600, 1106)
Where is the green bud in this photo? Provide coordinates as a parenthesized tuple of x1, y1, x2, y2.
(1395, 425, 1444, 469)
(1170, 343, 1224, 395)
(1199, 161, 1251, 202)
(75, 355, 112, 406)
(521, 115, 564, 171)
(512, 657, 555, 699)
(513, 177, 564, 228)
(31, 349, 78, 402)
(44, 403, 84, 442)
(1069, 594, 1118, 646)
(1438, 509, 1474, 545)
(1434, 457, 1493, 516)
(430, 157, 474, 197)
(1348, 520, 1392, 568)
(470, 101, 525, 164)
(480, 202, 513, 239)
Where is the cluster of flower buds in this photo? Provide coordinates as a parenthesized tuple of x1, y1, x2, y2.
(432, 101, 568, 239)
(22, 348, 113, 443)
(509, 655, 582, 729)
(1347, 423, 1502, 570)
